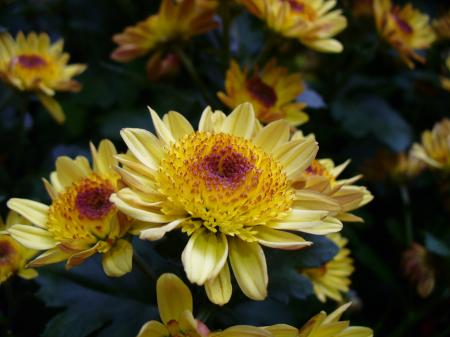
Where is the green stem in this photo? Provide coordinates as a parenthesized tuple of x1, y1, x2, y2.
(174, 47, 216, 106)
(400, 185, 413, 246)
(133, 252, 156, 282)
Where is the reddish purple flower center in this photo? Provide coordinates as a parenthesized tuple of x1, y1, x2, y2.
(75, 186, 114, 220)
(284, 0, 305, 12)
(246, 76, 277, 108)
(0, 241, 13, 264)
(16, 54, 48, 69)
(392, 13, 413, 34)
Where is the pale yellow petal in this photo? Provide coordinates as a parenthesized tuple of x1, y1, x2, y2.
(27, 247, 71, 267)
(220, 103, 255, 139)
(149, 107, 175, 145)
(210, 325, 272, 337)
(157, 273, 193, 324)
(254, 226, 312, 250)
(139, 218, 187, 240)
(102, 239, 133, 277)
(137, 320, 169, 337)
(262, 324, 299, 337)
(55, 156, 89, 187)
(7, 198, 48, 228)
(17, 268, 38, 280)
(37, 94, 65, 124)
(91, 139, 118, 177)
(163, 111, 194, 140)
(8, 224, 57, 250)
(274, 139, 318, 179)
(253, 120, 290, 154)
(205, 262, 232, 306)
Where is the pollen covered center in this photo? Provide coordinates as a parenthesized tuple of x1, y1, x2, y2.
(158, 132, 294, 236)
(47, 175, 117, 244)
(15, 54, 48, 69)
(0, 238, 19, 265)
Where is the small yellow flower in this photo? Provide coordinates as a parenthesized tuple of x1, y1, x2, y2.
(362, 149, 425, 183)
(111, 103, 343, 305)
(138, 273, 269, 337)
(111, 0, 218, 62)
(7, 140, 133, 277)
(0, 211, 38, 284)
(433, 11, 450, 41)
(412, 118, 450, 172)
(264, 303, 373, 337)
(0, 31, 86, 123)
(239, 0, 348, 53)
(402, 243, 435, 298)
(373, 0, 436, 68)
(302, 233, 354, 302)
(217, 60, 309, 126)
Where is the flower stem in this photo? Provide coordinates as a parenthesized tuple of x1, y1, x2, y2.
(400, 185, 413, 246)
(133, 251, 156, 282)
(174, 47, 216, 106)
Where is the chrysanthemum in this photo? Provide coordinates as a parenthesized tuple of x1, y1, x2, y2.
(412, 118, 450, 172)
(373, 0, 436, 68)
(217, 60, 309, 126)
(264, 303, 373, 337)
(111, 0, 218, 63)
(239, 0, 348, 53)
(302, 233, 354, 302)
(0, 31, 86, 123)
(137, 273, 269, 337)
(433, 11, 450, 41)
(352, 0, 374, 18)
(402, 243, 435, 298)
(111, 103, 343, 304)
(7, 140, 133, 277)
(0, 211, 38, 284)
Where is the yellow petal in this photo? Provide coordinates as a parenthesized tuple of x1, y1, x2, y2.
(163, 111, 194, 140)
(205, 262, 232, 306)
(210, 325, 272, 337)
(339, 326, 374, 337)
(182, 229, 228, 285)
(324, 302, 351, 324)
(253, 120, 290, 154)
(137, 320, 169, 337)
(91, 139, 118, 177)
(254, 227, 312, 250)
(274, 139, 318, 179)
(302, 38, 344, 53)
(228, 238, 268, 300)
(55, 156, 88, 187)
(17, 268, 38, 280)
(27, 247, 72, 267)
(37, 94, 65, 124)
(149, 107, 175, 145)
(220, 103, 255, 139)
(8, 224, 57, 250)
(262, 324, 299, 337)
(102, 239, 133, 277)
(157, 273, 193, 324)
(7, 198, 48, 228)
(139, 218, 187, 240)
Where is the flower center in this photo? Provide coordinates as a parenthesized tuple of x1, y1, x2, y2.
(158, 132, 294, 237)
(47, 175, 117, 245)
(283, 0, 305, 12)
(246, 76, 277, 108)
(0, 238, 18, 265)
(15, 54, 48, 69)
(392, 11, 413, 34)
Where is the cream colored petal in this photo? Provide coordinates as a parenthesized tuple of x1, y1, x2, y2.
(220, 103, 255, 139)
(27, 247, 72, 267)
(302, 38, 344, 53)
(55, 156, 89, 187)
(273, 216, 342, 235)
(338, 326, 374, 337)
(228, 238, 267, 300)
(8, 224, 57, 250)
(324, 302, 351, 324)
(37, 94, 65, 124)
(120, 128, 164, 171)
(136, 320, 169, 337)
(7, 198, 49, 228)
(66, 244, 100, 268)
(163, 111, 194, 140)
(294, 190, 341, 212)
(157, 273, 193, 324)
(17, 268, 39, 280)
(182, 229, 228, 285)
(253, 120, 290, 154)
(102, 239, 133, 277)
(254, 226, 312, 250)
(262, 324, 299, 337)
(198, 106, 214, 132)
(149, 107, 175, 145)
(274, 139, 318, 179)
(139, 218, 187, 241)
(42, 178, 58, 200)
(205, 262, 232, 306)
(91, 139, 118, 177)
(210, 325, 272, 337)
(49, 171, 64, 193)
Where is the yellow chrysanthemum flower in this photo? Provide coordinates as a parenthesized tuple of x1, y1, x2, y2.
(412, 118, 450, 172)
(291, 134, 373, 222)
(302, 233, 354, 302)
(433, 11, 450, 40)
(111, 0, 218, 63)
(217, 60, 309, 126)
(0, 211, 38, 284)
(373, 0, 436, 69)
(0, 31, 86, 123)
(111, 103, 343, 304)
(138, 273, 269, 337)
(7, 140, 133, 277)
(239, 0, 348, 53)
(264, 303, 373, 337)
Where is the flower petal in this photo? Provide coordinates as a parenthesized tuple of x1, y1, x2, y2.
(254, 226, 312, 250)
(102, 239, 133, 277)
(139, 218, 187, 241)
(17, 268, 39, 280)
(7, 198, 49, 228)
(8, 224, 57, 249)
(55, 156, 88, 187)
(27, 247, 72, 267)
(254, 120, 290, 154)
(149, 107, 175, 145)
(136, 320, 169, 337)
(91, 139, 118, 177)
(157, 273, 193, 324)
(274, 138, 318, 179)
(220, 103, 255, 139)
(163, 111, 194, 140)
(182, 229, 228, 285)
(262, 324, 299, 337)
(37, 94, 65, 124)
(210, 325, 272, 337)
(228, 238, 268, 300)
(205, 262, 232, 306)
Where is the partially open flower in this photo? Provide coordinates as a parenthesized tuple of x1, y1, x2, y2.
(302, 233, 354, 302)
(218, 60, 309, 126)
(263, 303, 373, 337)
(402, 243, 435, 298)
(146, 52, 181, 82)
(7, 140, 133, 277)
(111, 0, 218, 63)
(111, 103, 343, 304)
(239, 0, 348, 53)
(433, 11, 450, 41)
(373, 0, 436, 68)
(0, 31, 86, 123)
(0, 211, 38, 284)
(412, 118, 450, 172)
